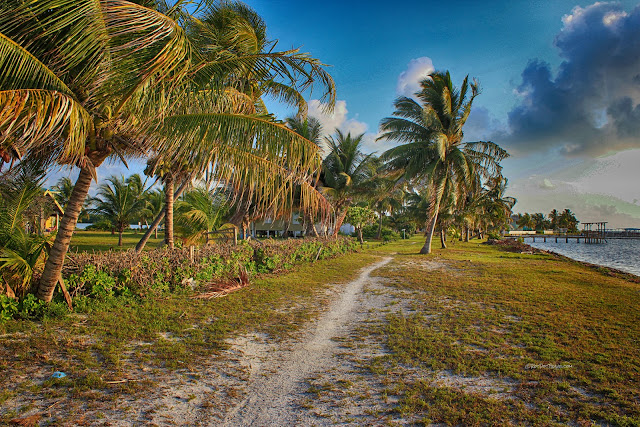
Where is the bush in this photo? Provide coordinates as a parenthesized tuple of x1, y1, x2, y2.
(60, 237, 358, 299)
(361, 225, 399, 241)
(85, 219, 117, 231)
(1, 293, 55, 321)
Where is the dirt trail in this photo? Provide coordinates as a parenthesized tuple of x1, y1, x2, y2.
(222, 257, 392, 426)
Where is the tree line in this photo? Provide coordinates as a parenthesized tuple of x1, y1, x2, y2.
(515, 209, 579, 233)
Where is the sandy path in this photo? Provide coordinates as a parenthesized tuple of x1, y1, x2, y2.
(222, 257, 392, 426)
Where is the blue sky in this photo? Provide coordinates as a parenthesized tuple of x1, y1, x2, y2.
(52, 1, 640, 228)
(248, 0, 640, 228)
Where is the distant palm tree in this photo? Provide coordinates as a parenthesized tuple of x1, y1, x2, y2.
(89, 176, 148, 246)
(142, 189, 165, 240)
(517, 213, 534, 230)
(286, 115, 324, 236)
(175, 187, 228, 244)
(378, 71, 508, 253)
(321, 130, 375, 235)
(549, 209, 560, 229)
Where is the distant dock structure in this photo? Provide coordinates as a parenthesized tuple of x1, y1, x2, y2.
(504, 221, 630, 244)
(581, 222, 607, 244)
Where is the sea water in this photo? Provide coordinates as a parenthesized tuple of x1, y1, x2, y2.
(528, 238, 640, 276)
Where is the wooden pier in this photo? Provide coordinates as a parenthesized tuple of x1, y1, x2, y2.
(506, 222, 616, 244)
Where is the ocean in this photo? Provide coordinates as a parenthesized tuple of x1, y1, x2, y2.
(528, 238, 640, 277)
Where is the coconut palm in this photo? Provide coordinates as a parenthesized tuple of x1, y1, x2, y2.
(139, 3, 335, 248)
(517, 213, 534, 230)
(89, 175, 148, 246)
(378, 71, 508, 254)
(365, 174, 405, 240)
(0, 0, 335, 301)
(321, 130, 375, 236)
(0, 166, 51, 297)
(141, 189, 165, 240)
(175, 187, 228, 244)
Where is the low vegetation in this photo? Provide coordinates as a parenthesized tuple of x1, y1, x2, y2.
(360, 238, 640, 425)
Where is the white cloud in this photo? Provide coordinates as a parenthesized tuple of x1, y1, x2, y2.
(308, 99, 394, 155)
(539, 178, 556, 189)
(396, 57, 435, 97)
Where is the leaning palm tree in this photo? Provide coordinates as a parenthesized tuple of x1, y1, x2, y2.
(1, 0, 335, 301)
(89, 175, 148, 246)
(138, 2, 335, 250)
(175, 187, 228, 244)
(378, 71, 509, 254)
(321, 130, 375, 236)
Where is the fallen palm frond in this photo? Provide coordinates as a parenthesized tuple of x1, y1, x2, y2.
(191, 267, 250, 299)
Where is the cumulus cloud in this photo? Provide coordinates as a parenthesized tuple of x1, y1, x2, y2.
(396, 57, 435, 97)
(463, 106, 508, 143)
(539, 178, 556, 189)
(506, 2, 640, 156)
(307, 99, 394, 155)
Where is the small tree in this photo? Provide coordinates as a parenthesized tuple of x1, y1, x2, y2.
(89, 175, 148, 246)
(345, 206, 376, 244)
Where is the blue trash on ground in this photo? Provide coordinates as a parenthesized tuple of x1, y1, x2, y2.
(51, 371, 66, 379)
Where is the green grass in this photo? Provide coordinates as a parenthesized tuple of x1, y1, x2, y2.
(68, 230, 164, 252)
(2, 234, 639, 425)
(365, 236, 640, 426)
(0, 248, 378, 423)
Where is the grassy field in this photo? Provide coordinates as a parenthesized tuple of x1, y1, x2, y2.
(1, 236, 639, 425)
(364, 237, 640, 425)
(68, 230, 164, 252)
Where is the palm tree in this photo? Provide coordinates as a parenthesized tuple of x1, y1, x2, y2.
(364, 173, 405, 240)
(0, 166, 51, 297)
(517, 213, 534, 230)
(286, 115, 324, 236)
(175, 187, 228, 244)
(378, 71, 508, 254)
(321, 130, 375, 236)
(1, 1, 335, 301)
(89, 175, 148, 246)
(549, 209, 560, 230)
(139, 3, 335, 248)
(141, 189, 165, 240)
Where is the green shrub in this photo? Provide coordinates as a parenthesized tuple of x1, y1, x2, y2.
(361, 225, 399, 241)
(0, 295, 18, 322)
(59, 237, 358, 303)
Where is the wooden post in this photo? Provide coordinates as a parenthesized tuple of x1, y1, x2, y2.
(544, 237, 546, 242)
(233, 227, 238, 246)
(57, 276, 73, 311)
(189, 245, 195, 263)
(555, 237, 558, 243)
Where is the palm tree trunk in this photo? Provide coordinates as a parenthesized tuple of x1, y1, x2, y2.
(118, 229, 123, 246)
(136, 179, 189, 253)
(420, 213, 439, 254)
(465, 227, 470, 242)
(357, 227, 364, 244)
(135, 181, 188, 253)
(37, 167, 94, 302)
(332, 208, 348, 237)
(376, 213, 383, 240)
(440, 227, 447, 249)
(164, 176, 174, 249)
(282, 213, 291, 238)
